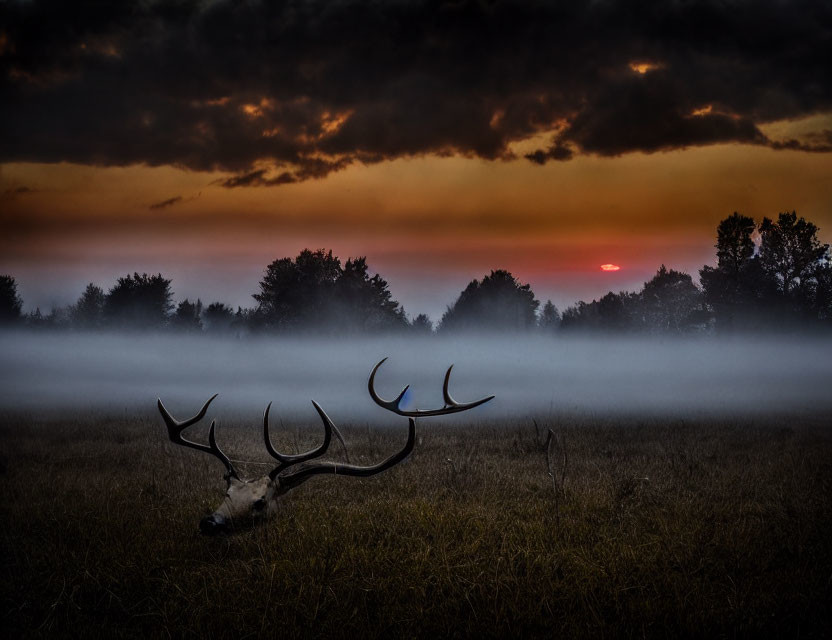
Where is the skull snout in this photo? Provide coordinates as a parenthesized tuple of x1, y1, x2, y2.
(199, 513, 229, 536)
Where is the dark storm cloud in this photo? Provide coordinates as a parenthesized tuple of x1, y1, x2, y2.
(1, 0, 830, 185)
(148, 195, 183, 210)
(2, 185, 37, 200)
(525, 143, 574, 164)
(219, 169, 296, 187)
(768, 130, 832, 153)
(148, 191, 201, 209)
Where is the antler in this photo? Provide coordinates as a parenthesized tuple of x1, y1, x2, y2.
(157, 394, 238, 480)
(368, 357, 495, 417)
(277, 418, 416, 491)
(264, 400, 349, 480)
(266, 399, 412, 489)
(277, 359, 491, 488)
(158, 361, 493, 498)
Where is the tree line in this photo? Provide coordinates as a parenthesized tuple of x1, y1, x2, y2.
(1, 210, 830, 335)
(555, 210, 831, 333)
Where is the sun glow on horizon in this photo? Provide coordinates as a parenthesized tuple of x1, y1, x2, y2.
(600, 264, 621, 271)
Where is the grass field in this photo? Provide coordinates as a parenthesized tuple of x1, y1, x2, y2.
(2, 410, 831, 638)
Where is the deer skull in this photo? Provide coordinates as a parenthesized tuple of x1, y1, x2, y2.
(158, 359, 493, 535)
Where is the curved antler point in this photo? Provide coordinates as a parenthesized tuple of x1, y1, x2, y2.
(310, 399, 330, 422)
(394, 384, 410, 406)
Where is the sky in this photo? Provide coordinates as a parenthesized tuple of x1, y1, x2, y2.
(2, 0, 831, 321)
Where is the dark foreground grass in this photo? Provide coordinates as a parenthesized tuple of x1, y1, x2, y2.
(1, 410, 831, 638)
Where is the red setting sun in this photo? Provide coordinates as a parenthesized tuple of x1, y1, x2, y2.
(600, 264, 621, 272)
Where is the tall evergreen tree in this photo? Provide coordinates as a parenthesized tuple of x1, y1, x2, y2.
(72, 283, 106, 329)
(538, 300, 560, 332)
(410, 313, 434, 334)
(0, 275, 23, 325)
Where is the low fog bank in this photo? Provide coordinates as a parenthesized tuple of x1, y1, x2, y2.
(1, 331, 831, 422)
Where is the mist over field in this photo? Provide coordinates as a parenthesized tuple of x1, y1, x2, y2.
(1, 331, 830, 422)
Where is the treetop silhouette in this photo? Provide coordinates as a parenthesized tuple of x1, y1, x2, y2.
(440, 269, 539, 332)
(0, 275, 24, 325)
(3, 212, 831, 335)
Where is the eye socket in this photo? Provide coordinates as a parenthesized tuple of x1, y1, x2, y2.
(252, 498, 267, 511)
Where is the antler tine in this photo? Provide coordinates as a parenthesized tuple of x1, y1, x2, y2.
(312, 401, 350, 464)
(442, 365, 458, 406)
(369, 358, 495, 417)
(265, 401, 350, 480)
(368, 358, 411, 413)
(278, 418, 416, 490)
(442, 364, 495, 411)
(157, 395, 238, 480)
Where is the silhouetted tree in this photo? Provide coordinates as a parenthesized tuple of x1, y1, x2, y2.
(254, 250, 407, 332)
(637, 265, 704, 332)
(335, 257, 407, 332)
(538, 300, 560, 331)
(202, 302, 235, 333)
(758, 212, 829, 317)
(0, 275, 23, 325)
(72, 283, 106, 329)
(232, 306, 261, 336)
(597, 292, 630, 331)
(103, 273, 173, 329)
(254, 249, 341, 330)
(716, 211, 756, 274)
(440, 270, 539, 332)
(560, 301, 591, 330)
(26, 307, 46, 327)
(812, 263, 832, 323)
(43, 306, 73, 329)
(560, 292, 637, 332)
(562, 267, 703, 334)
(699, 212, 761, 330)
(410, 313, 434, 334)
(171, 299, 203, 332)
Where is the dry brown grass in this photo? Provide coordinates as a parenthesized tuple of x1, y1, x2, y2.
(1, 410, 831, 638)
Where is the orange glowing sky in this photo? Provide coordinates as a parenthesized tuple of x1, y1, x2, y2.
(3, 127, 831, 320)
